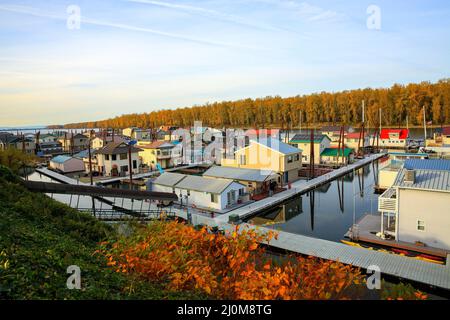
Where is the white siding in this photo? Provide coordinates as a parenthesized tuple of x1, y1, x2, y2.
(397, 188, 450, 250)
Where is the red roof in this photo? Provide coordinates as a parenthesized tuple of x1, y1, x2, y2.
(380, 129, 409, 140)
(442, 127, 450, 135)
(345, 132, 365, 139)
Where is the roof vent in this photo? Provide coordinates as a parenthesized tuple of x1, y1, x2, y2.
(404, 169, 416, 184)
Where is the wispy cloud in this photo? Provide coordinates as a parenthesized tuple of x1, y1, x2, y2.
(248, 0, 344, 23)
(0, 4, 257, 49)
(126, 0, 287, 32)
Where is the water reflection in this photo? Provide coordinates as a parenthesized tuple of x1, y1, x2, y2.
(248, 197, 302, 227)
(245, 162, 380, 242)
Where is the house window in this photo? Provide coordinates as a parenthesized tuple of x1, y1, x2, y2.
(287, 156, 293, 163)
(210, 193, 219, 203)
(417, 220, 425, 232)
(133, 160, 137, 169)
(295, 154, 300, 161)
(239, 188, 245, 196)
(105, 154, 110, 160)
(120, 153, 127, 160)
(112, 154, 117, 161)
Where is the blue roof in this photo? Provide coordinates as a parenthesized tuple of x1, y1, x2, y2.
(253, 138, 302, 155)
(51, 155, 72, 164)
(404, 159, 450, 171)
(73, 149, 94, 159)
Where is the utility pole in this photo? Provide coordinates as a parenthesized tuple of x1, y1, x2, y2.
(128, 144, 133, 186)
(309, 129, 315, 180)
(88, 133, 93, 186)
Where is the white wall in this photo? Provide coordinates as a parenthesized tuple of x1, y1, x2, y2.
(152, 181, 245, 211)
(397, 188, 450, 250)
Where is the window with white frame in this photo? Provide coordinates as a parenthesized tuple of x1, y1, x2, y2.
(417, 220, 425, 232)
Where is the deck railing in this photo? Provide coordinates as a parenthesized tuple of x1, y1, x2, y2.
(378, 188, 397, 213)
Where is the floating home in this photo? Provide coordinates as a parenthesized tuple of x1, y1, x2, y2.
(289, 134, 330, 164)
(151, 172, 247, 212)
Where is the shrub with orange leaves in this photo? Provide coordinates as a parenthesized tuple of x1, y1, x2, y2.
(97, 220, 427, 300)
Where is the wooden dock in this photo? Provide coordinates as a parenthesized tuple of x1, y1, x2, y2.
(35, 157, 450, 291)
(216, 153, 387, 223)
(345, 214, 449, 258)
(215, 222, 450, 291)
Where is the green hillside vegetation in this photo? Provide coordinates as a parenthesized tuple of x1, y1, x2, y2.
(0, 165, 204, 300)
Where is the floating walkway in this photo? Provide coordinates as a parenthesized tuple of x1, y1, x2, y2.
(35, 156, 450, 291)
(214, 222, 450, 291)
(216, 153, 387, 223)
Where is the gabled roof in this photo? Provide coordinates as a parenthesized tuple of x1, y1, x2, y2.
(394, 168, 450, 192)
(96, 142, 142, 155)
(442, 127, 450, 136)
(176, 175, 242, 194)
(320, 148, 354, 157)
(73, 149, 96, 159)
(290, 134, 330, 144)
(380, 129, 409, 140)
(345, 132, 366, 139)
(252, 138, 301, 155)
(153, 172, 187, 187)
(140, 140, 174, 149)
(404, 159, 450, 171)
(58, 133, 88, 140)
(153, 172, 243, 194)
(50, 155, 74, 164)
(203, 166, 277, 182)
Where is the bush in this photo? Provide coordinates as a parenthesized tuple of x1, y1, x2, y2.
(0, 171, 205, 299)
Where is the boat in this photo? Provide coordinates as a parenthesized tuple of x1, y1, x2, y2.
(415, 256, 444, 265)
(341, 240, 444, 264)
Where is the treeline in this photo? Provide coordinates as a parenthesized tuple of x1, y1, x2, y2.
(64, 79, 450, 129)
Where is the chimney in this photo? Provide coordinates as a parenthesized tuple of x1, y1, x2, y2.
(404, 169, 416, 184)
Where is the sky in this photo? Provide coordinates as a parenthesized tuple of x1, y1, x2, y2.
(0, 0, 449, 127)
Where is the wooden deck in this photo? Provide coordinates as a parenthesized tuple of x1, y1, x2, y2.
(345, 214, 450, 258)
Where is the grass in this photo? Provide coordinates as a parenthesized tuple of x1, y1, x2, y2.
(0, 165, 205, 300)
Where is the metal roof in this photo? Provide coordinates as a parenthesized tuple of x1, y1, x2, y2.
(203, 166, 277, 182)
(290, 134, 329, 144)
(153, 172, 187, 187)
(50, 155, 73, 164)
(96, 142, 142, 155)
(394, 168, 450, 192)
(320, 148, 354, 157)
(175, 175, 242, 194)
(404, 159, 450, 171)
(253, 138, 301, 155)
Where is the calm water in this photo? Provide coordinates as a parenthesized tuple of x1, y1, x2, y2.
(246, 161, 384, 242)
(26, 171, 116, 211)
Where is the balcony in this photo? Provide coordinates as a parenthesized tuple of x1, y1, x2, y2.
(378, 188, 397, 213)
(157, 151, 171, 159)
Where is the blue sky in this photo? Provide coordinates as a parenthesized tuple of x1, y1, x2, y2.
(0, 0, 449, 126)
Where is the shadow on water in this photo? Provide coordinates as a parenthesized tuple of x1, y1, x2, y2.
(246, 161, 380, 242)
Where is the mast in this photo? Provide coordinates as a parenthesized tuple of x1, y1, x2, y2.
(423, 106, 427, 142)
(379, 108, 382, 133)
